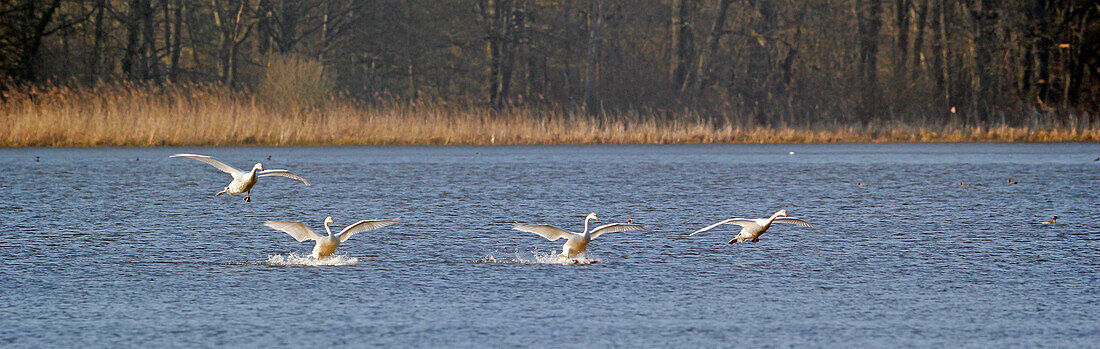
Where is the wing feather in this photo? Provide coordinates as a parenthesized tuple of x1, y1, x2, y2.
(773, 217, 822, 231)
(588, 223, 647, 240)
(689, 218, 755, 236)
(264, 221, 322, 242)
(513, 225, 573, 241)
(257, 170, 312, 185)
(170, 153, 242, 176)
(338, 218, 401, 242)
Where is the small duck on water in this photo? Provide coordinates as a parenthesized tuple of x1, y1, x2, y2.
(1006, 178, 1018, 185)
(1041, 216, 1058, 224)
(957, 182, 969, 187)
(856, 182, 868, 187)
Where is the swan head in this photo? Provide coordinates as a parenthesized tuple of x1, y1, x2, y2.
(586, 212, 599, 221)
(775, 209, 789, 217)
(252, 163, 264, 172)
(324, 216, 334, 225)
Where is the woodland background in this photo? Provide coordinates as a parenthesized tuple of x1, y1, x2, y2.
(1, 0, 1098, 145)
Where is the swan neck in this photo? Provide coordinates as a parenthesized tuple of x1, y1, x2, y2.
(583, 216, 592, 238)
(324, 221, 333, 236)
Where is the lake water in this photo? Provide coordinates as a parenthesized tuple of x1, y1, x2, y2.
(1, 144, 1098, 347)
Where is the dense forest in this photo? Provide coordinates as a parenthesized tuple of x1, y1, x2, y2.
(1, 0, 1098, 132)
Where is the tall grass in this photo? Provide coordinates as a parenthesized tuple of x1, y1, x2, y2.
(1, 82, 1097, 147)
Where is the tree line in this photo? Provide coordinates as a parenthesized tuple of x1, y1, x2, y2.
(2, 0, 1097, 125)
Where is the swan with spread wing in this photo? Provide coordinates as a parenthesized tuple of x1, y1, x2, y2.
(513, 212, 646, 260)
(264, 216, 401, 259)
(691, 209, 820, 244)
(170, 153, 311, 202)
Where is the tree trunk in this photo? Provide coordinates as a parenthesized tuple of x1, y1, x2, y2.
(669, 0, 692, 90)
(858, 0, 883, 123)
(910, 0, 929, 81)
(582, 0, 602, 115)
(691, 0, 733, 95)
(974, 0, 997, 121)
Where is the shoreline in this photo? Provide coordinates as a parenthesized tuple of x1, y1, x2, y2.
(3, 84, 1097, 147)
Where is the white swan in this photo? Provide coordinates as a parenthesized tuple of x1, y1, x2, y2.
(170, 153, 311, 202)
(691, 209, 820, 244)
(513, 212, 646, 260)
(264, 216, 400, 259)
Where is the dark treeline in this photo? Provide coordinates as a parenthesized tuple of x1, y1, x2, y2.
(2, 0, 1097, 125)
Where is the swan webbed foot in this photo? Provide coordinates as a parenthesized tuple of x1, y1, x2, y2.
(243, 193, 251, 202)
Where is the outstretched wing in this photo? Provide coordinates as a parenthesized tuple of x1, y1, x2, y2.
(170, 153, 242, 176)
(513, 225, 573, 241)
(588, 223, 647, 240)
(338, 218, 401, 242)
(263, 221, 322, 242)
(689, 218, 755, 236)
(257, 170, 312, 185)
(773, 217, 822, 231)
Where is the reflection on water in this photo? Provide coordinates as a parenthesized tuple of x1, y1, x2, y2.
(1, 143, 1098, 347)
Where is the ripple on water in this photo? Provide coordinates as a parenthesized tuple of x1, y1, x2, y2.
(264, 253, 358, 266)
(474, 251, 600, 265)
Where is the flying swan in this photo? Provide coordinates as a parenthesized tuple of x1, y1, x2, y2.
(513, 212, 646, 260)
(170, 153, 311, 202)
(690, 209, 820, 244)
(264, 216, 401, 259)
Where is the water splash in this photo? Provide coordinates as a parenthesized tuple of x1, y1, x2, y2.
(474, 250, 599, 265)
(265, 253, 358, 266)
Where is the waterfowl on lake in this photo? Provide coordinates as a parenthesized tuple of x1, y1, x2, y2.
(170, 153, 310, 202)
(513, 212, 646, 261)
(691, 209, 820, 244)
(1006, 178, 1018, 184)
(264, 216, 400, 259)
(857, 182, 868, 187)
(958, 182, 969, 187)
(1041, 216, 1057, 224)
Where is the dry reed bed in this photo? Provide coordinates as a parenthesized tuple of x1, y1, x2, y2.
(2, 84, 1097, 147)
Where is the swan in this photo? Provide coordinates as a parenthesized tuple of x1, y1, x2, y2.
(690, 209, 820, 244)
(1041, 216, 1057, 224)
(264, 216, 400, 259)
(513, 213, 646, 260)
(170, 153, 311, 202)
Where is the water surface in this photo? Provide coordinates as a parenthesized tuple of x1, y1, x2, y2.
(1, 144, 1098, 347)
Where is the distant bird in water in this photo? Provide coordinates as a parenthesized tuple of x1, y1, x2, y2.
(513, 212, 646, 261)
(267, 155, 271, 160)
(265, 216, 400, 259)
(1006, 178, 1018, 185)
(856, 182, 868, 187)
(957, 182, 969, 187)
(135, 158, 139, 162)
(691, 209, 820, 244)
(34, 156, 39, 162)
(1041, 216, 1058, 224)
(170, 153, 311, 202)
(1094, 157, 1099, 161)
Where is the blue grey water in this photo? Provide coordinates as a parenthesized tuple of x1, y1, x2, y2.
(1, 144, 1098, 347)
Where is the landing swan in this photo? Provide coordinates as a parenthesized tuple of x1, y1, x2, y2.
(691, 209, 820, 244)
(264, 216, 400, 259)
(170, 153, 311, 202)
(513, 212, 646, 260)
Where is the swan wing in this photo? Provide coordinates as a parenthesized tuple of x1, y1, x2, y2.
(774, 217, 822, 231)
(589, 223, 647, 240)
(689, 218, 755, 236)
(338, 218, 401, 242)
(513, 225, 573, 241)
(170, 153, 242, 176)
(257, 170, 312, 185)
(263, 221, 322, 242)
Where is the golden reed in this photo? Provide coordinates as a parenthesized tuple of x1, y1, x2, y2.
(2, 83, 1097, 147)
